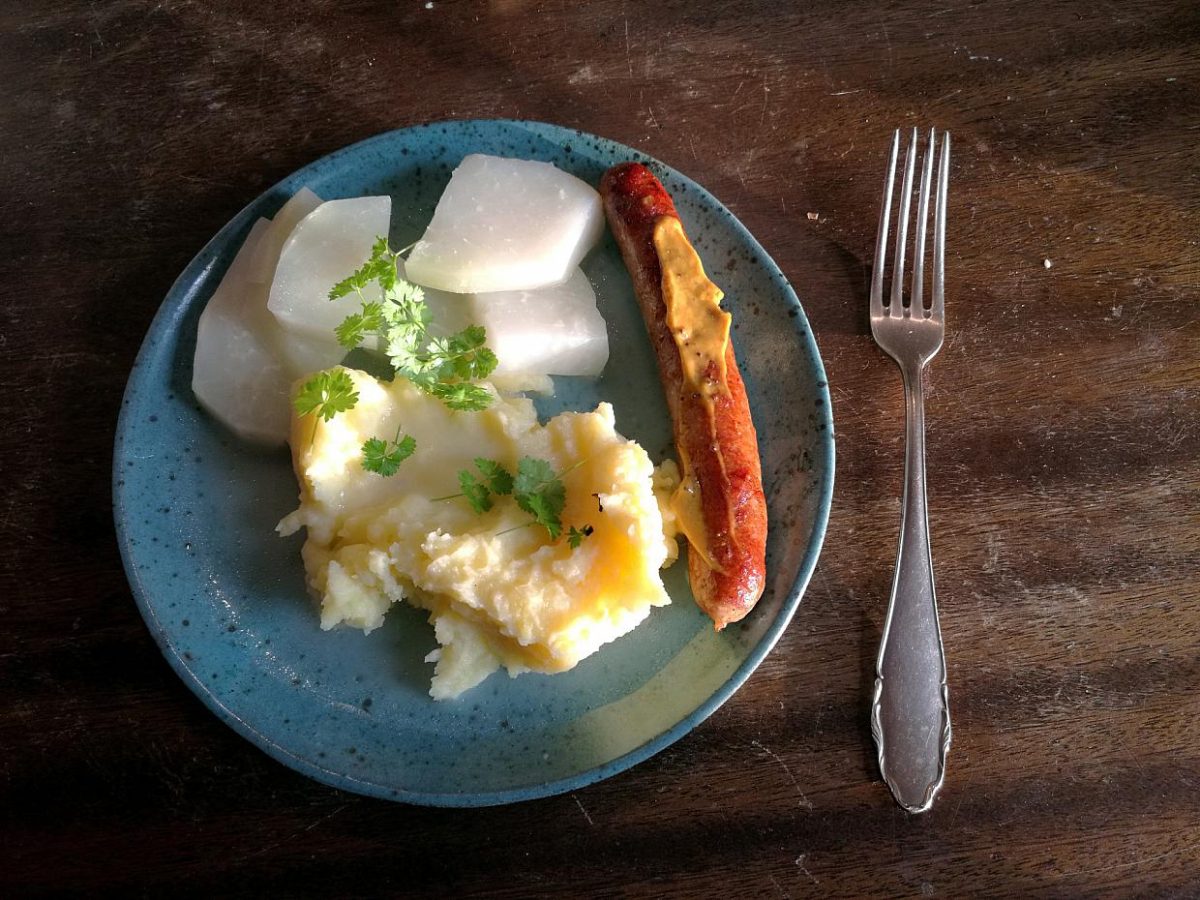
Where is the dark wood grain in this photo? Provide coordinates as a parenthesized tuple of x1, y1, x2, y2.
(3, 0, 1199, 896)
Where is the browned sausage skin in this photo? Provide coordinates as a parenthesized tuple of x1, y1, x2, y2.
(601, 162, 767, 629)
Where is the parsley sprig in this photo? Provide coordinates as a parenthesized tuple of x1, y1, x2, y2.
(361, 425, 417, 477)
(567, 525, 594, 549)
(511, 458, 568, 539)
(293, 368, 359, 421)
(291, 237, 502, 477)
(293, 369, 360, 444)
(437, 456, 592, 545)
(432, 458, 515, 512)
(330, 237, 497, 412)
(291, 369, 415, 477)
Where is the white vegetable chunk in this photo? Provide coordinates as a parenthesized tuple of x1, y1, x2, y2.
(251, 188, 354, 377)
(192, 218, 294, 445)
(267, 196, 392, 340)
(246, 187, 323, 285)
(405, 155, 604, 294)
(468, 268, 608, 377)
(266, 327, 345, 381)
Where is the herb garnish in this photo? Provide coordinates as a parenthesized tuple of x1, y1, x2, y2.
(293, 368, 360, 444)
(361, 425, 417, 477)
(330, 237, 497, 412)
(436, 456, 593, 545)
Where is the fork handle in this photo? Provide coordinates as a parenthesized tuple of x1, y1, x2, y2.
(871, 360, 951, 813)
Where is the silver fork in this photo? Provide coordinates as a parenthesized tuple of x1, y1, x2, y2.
(868, 127, 952, 814)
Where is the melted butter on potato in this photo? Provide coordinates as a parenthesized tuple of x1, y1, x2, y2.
(278, 368, 680, 700)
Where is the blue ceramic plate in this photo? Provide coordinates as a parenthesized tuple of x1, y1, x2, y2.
(113, 120, 834, 806)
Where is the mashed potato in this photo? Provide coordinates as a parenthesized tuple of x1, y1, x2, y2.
(278, 367, 679, 699)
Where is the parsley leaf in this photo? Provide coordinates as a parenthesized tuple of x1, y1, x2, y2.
(520, 492, 563, 540)
(473, 458, 514, 496)
(293, 369, 359, 422)
(328, 237, 392, 301)
(421, 325, 498, 382)
(567, 525, 594, 549)
(425, 381, 494, 412)
(513, 457, 558, 498)
(457, 469, 494, 513)
(514, 457, 567, 540)
(439, 458, 515, 512)
(335, 301, 385, 350)
(361, 428, 416, 477)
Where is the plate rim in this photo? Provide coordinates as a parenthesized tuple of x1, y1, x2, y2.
(112, 118, 836, 806)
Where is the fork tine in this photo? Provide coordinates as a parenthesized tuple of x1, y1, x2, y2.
(911, 128, 936, 315)
(870, 129, 901, 318)
(932, 132, 950, 319)
(890, 128, 918, 315)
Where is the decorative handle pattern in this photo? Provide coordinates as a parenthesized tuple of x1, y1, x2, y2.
(871, 361, 951, 813)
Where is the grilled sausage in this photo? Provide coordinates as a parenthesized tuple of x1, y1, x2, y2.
(601, 162, 767, 629)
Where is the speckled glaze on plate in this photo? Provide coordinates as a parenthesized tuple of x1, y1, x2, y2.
(113, 120, 834, 806)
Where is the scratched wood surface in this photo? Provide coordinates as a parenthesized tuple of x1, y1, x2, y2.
(3, 0, 1199, 896)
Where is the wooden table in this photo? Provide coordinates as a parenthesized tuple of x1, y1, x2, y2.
(4, 1, 1199, 896)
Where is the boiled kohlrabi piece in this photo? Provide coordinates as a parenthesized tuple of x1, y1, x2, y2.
(251, 188, 351, 377)
(266, 326, 346, 381)
(404, 155, 604, 294)
(267, 196, 392, 340)
(192, 218, 294, 445)
(246, 187, 323, 285)
(467, 268, 608, 377)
